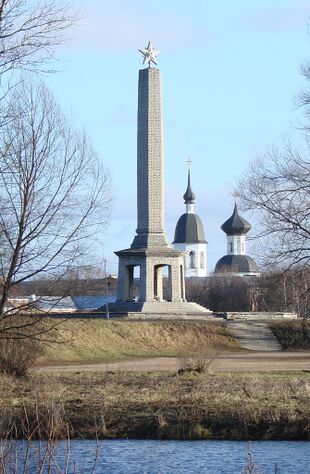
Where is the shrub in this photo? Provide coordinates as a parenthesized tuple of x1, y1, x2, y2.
(270, 320, 310, 350)
(0, 338, 44, 377)
(178, 357, 212, 375)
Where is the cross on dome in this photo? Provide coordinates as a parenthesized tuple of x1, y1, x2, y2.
(139, 41, 159, 67)
(232, 191, 240, 203)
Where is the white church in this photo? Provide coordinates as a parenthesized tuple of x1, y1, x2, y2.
(172, 170, 208, 277)
(172, 170, 260, 278)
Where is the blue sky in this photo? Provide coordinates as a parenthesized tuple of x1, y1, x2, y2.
(45, 0, 310, 274)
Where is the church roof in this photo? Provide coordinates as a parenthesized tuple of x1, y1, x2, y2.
(214, 254, 258, 274)
(183, 170, 195, 204)
(173, 213, 207, 244)
(221, 204, 251, 236)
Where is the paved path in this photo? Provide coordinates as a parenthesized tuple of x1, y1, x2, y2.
(227, 321, 282, 351)
(35, 352, 310, 373)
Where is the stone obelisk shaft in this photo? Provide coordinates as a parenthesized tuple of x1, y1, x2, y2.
(131, 67, 168, 249)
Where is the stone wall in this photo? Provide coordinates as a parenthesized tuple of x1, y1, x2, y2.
(224, 312, 298, 320)
(124, 313, 214, 320)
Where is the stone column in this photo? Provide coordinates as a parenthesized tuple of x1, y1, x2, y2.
(154, 266, 163, 301)
(116, 258, 129, 301)
(170, 260, 182, 302)
(140, 258, 155, 302)
(180, 264, 185, 301)
(127, 266, 134, 300)
(167, 266, 172, 301)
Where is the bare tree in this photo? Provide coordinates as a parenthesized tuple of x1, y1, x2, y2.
(0, 80, 111, 338)
(186, 276, 252, 312)
(237, 54, 310, 271)
(296, 62, 310, 125)
(237, 145, 310, 269)
(0, 0, 76, 77)
(237, 58, 310, 318)
(255, 268, 310, 317)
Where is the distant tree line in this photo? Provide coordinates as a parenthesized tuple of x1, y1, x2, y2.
(186, 268, 309, 317)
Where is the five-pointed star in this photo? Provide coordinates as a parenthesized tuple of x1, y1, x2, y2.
(139, 41, 159, 66)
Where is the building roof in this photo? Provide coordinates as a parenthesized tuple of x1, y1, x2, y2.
(33, 296, 76, 312)
(72, 295, 116, 310)
(173, 213, 207, 244)
(214, 254, 259, 274)
(221, 203, 251, 236)
(183, 170, 195, 204)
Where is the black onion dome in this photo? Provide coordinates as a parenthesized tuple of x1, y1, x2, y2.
(221, 204, 251, 236)
(214, 254, 258, 274)
(183, 170, 195, 204)
(173, 213, 206, 244)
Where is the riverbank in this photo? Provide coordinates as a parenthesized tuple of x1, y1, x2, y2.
(1, 371, 309, 440)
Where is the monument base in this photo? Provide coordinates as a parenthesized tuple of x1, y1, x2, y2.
(107, 300, 211, 316)
(115, 246, 187, 304)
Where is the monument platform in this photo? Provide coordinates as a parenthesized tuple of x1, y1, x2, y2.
(107, 301, 212, 319)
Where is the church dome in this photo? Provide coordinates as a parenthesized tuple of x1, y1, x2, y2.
(173, 213, 207, 244)
(221, 204, 251, 236)
(214, 254, 258, 274)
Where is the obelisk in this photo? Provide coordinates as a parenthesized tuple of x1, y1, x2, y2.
(131, 54, 168, 248)
(110, 42, 210, 315)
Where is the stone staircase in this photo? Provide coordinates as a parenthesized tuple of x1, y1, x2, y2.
(227, 321, 282, 351)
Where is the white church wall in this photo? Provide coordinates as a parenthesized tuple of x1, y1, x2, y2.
(227, 235, 246, 255)
(173, 242, 207, 277)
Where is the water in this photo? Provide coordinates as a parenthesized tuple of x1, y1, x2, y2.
(7, 439, 310, 473)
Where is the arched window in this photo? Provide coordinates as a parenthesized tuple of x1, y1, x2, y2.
(200, 252, 205, 269)
(189, 251, 196, 268)
(230, 242, 233, 253)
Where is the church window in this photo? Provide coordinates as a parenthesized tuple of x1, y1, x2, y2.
(230, 242, 233, 253)
(200, 252, 205, 269)
(189, 251, 196, 268)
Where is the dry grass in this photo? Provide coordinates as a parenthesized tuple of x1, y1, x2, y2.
(0, 370, 309, 440)
(0, 339, 44, 377)
(270, 320, 310, 350)
(39, 319, 240, 364)
(0, 403, 99, 472)
(178, 356, 214, 375)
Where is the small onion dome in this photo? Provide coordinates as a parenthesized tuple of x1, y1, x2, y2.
(221, 204, 251, 236)
(173, 213, 207, 244)
(183, 170, 195, 204)
(214, 254, 258, 274)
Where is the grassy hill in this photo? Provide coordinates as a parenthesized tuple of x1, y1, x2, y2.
(40, 319, 240, 363)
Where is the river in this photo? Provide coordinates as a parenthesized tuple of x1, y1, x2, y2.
(5, 439, 310, 473)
